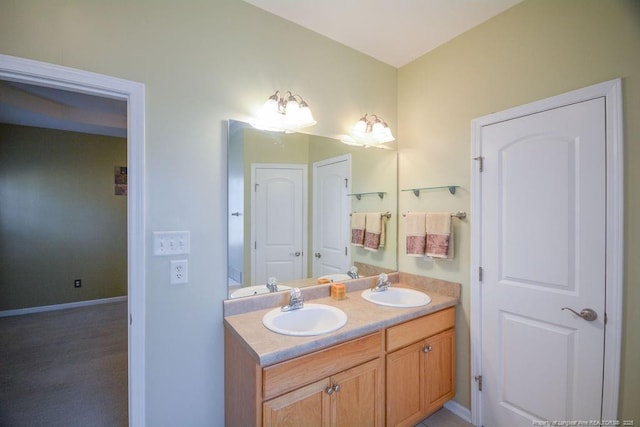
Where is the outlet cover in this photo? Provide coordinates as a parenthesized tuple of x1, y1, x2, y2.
(170, 259, 188, 284)
(153, 231, 190, 256)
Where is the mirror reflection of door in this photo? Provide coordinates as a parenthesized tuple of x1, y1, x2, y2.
(312, 155, 351, 276)
(251, 164, 308, 284)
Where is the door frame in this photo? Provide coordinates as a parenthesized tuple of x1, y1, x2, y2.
(0, 54, 146, 426)
(250, 163, 308, 283)
(470, 79, 623, 425)
(311, 153, 351, 276)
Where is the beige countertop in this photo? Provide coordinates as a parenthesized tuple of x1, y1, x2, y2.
(223, 273, 460, 367)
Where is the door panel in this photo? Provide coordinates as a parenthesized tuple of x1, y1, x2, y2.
(480, 98, 606, 425)
(500, 136, 576, 290)
(333, 359, 381, 427)
(499, 313, 575, 422)
(252, 165, 306, 284)
(425, 328, 455, 412)
(313, 157, 350, 276)
(386, 341, 425, 427)
(263, 378, 330, 427)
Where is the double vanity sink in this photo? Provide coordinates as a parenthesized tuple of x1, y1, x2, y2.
(223, 272, 460, 426)
(262, 286, 432, 336)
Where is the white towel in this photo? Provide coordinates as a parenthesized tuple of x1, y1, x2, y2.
(351, 212, 366, 246)
(426, 212, 453, 259)
(405, 212, 426, 256)
(364, 212, 385, 251)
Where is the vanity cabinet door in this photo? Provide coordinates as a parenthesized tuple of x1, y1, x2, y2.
(332, 358, 383, 427)
(424, 328, 456, 414)
(386, 328, 456, 427)
(386, 340, 426, 427)
(263, 358, 383, 427)
(263, 378, 331, 427)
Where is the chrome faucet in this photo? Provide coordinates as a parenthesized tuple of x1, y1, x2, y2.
(371, 273, 391, 293)
(347, 266, 359, 279)
(266, 277, 278, 293)
(281, 288, 304, 312)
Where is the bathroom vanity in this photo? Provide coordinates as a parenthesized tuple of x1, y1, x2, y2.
(223, 273, 459, 427)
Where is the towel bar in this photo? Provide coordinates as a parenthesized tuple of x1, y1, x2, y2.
(402, 211, 466, 219)
(350, 212, 392, 219)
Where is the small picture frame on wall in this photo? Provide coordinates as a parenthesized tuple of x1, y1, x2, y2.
(114, 166, 127, 196)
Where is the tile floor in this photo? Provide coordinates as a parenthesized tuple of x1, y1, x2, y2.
(415, 407, 473, 427)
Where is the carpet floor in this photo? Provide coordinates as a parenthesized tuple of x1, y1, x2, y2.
(0, 301, 128, 427)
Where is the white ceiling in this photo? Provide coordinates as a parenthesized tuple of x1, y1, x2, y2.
(243, 0, 524, 68)
(0, 80, 127, 138)
(0, 1, 523, 136)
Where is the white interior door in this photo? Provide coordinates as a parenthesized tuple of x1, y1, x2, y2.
(312, 155, 350, 277)
(478, 98, 607, 425)
(251, 164, 307, 284)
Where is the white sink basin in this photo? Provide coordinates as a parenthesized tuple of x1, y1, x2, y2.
(230, 284, 292, 299)
(361, 287, 431, 308)
(262, 303, 348, 336)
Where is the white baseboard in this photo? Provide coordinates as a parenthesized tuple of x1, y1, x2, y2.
(0, 296, 128, 318)
(444, 400, 472, 424)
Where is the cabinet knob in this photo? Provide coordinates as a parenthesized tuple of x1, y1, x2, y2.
(333, 384, 340, 393)
(325, 386, 334, 395)
(423, 345, 432, 353)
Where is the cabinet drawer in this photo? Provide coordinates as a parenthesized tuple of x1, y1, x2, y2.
(386, 307, 455, 352)
(263, 331, 382, 400)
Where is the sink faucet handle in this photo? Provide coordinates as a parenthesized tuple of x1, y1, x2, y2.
(371, 273, 391, 292)
(281, 287, 304, 312)
(266, 277, 278, 292)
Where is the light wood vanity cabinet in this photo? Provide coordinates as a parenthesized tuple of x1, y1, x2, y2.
(386, 306, 456, 427)
(225, 330, 384, 426)
(225, 305, 455, 427)
(263, 358, 382, 426)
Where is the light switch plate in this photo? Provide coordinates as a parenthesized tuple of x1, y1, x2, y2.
(153, 231, 190, 256)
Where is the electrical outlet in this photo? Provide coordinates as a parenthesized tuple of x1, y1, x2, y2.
(153, 231, 190, 256)
(170, 259, 188, 284)
(74, 279, 82, 288)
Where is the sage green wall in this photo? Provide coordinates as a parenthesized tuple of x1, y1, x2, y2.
(0, 1, 397, 424)
(398, 0, 640, 419)
(0, 124, 127, 310)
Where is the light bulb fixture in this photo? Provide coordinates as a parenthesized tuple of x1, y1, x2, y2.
(343, 113, 395, 147)
(251, 90, 317, 133)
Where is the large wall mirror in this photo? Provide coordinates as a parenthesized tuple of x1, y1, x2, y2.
(227, 120, 398, 298)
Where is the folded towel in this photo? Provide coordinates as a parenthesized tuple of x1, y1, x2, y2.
(351, 212, 366, 246)
(364, 212, 385, 251)
(426, 212, 453, 259)
(405, 212, 426, 256)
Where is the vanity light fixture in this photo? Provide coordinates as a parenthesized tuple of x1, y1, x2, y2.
(342, 113, 395, 147)
(251, 90, 317, 133)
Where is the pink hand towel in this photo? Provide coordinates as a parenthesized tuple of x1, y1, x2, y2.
(426, 212, 453, 259)
(364, 212, 385, 251)
(351, 212, 366, 246)
(405, 212, 426, 256)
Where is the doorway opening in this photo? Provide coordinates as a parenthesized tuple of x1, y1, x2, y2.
(0, 54, 146, 426)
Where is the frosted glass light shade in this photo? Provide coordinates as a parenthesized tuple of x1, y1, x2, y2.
(251, 91, 316, 133)
(347, 114, 395, 146)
